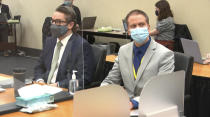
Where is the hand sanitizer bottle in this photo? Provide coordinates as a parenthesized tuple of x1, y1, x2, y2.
(69, 70, 79, 95)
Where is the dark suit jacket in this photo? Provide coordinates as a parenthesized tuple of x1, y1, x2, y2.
(0, 4, 11, 19)
(34, 34, 95, 88)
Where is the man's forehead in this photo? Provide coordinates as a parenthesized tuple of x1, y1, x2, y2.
(128, 14, 146, 22)
(52, 11, 65, 19)
(65, 0, 73, 1)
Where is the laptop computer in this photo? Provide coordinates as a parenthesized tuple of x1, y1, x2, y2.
(181, 38, 205, 64)
(122, 19, 128, 33)
(73, 85, 130, 117)
(137, 71, 185, 117)
(81, 16, 97, 29)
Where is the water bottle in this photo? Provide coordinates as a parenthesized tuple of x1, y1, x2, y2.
(13, 68, 26, 97)
(69, 70, 79, 95)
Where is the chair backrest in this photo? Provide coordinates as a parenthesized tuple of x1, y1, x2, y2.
(174, 24, 192, 40)
(42, 17, 52, 48)
(42, 17, 52, 37)
(174, 52, 194, 95)
(91, 44, 107, 85)
(174, 24, 192, 53)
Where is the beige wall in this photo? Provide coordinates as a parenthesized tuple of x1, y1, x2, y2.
(4, 0, 210, 56)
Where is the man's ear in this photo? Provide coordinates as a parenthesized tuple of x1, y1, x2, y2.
(128, 30, 131, 35)
(147, 24, 151, 32)
(127, 26, 131, 35)
(68, 22, 75, 30)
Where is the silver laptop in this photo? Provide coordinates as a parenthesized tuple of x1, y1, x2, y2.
(181, 38, 205, 64)
(138, 71, 185, 117)
(122, 19, 128, 33)
(81, 16, 97, 29)
(73, 85, 130, 117)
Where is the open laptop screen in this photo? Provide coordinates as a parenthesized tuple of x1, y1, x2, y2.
(181, 38, 203, 64)
(81, 16, 97, 29)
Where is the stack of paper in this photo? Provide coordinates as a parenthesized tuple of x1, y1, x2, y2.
(18, 84, 62, 98)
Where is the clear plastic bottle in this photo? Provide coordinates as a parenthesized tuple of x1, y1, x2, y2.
(13, 68, 26, 97)
(69, 70, 79, 95)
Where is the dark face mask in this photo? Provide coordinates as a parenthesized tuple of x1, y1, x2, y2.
(155, 10, 159, 16)
(63, 1, 72, 6)
(50, 24, 69, 38)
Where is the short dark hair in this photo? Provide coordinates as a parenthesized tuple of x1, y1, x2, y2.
(155, 0, 173, 21)
(125, 9, 149, 26)
(56, 6, 77, 33)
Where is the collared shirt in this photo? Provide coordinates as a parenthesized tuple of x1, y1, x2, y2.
(133, 37, 151, 79)
(50, 33, 72, 83)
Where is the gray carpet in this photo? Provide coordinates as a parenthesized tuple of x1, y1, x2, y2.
(0, 55, 38, 79)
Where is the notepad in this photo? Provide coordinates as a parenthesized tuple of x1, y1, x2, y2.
(0, 75, 11, 81)
(0, 77, 13, 88)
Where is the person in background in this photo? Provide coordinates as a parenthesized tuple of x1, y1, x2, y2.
(204, 53, 210, 64)
(101, 9, 174, 109)
(62, 0, 81, 27)
(149, 0, 175, 50)
(35, 6, 95, 89)
(0, 0, 11, 56)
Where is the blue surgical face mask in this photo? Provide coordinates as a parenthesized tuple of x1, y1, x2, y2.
(130, 27, 149, 44)
(50, 24, 69, 38)
(63, 1, 72, 6)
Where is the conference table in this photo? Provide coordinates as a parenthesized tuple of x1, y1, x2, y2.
(106, 55, 210, 78)
(0, 74, 73, 117)
(191, 63, 210, 117)
(1, 59, 210, 117)
(78, 29, 131, 39)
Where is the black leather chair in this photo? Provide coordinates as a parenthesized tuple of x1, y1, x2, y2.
(174, 24, 192, 53)
(42, 17, 52, 48)
(174, 52, 194, 117)
(86, 44, 107, 88)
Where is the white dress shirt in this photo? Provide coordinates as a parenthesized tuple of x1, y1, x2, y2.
(50, 33, 72, 83)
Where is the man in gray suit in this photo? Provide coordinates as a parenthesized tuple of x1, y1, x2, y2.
(101, 9, 174, 109)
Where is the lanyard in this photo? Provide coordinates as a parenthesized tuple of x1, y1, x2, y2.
(133, 56, 144, 80)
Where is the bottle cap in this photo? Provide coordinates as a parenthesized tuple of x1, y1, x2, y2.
(13, 68, 26, 73)
(72, 70, 77, 80)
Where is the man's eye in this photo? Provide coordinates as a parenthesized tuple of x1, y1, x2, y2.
(131, 25, 136, 28)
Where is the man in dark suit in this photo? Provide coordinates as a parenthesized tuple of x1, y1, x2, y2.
(34, 6, 95, 89)
(0, 0, 11, 43)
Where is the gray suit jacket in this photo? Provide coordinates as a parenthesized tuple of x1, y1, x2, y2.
(101, 39, 174, 98)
